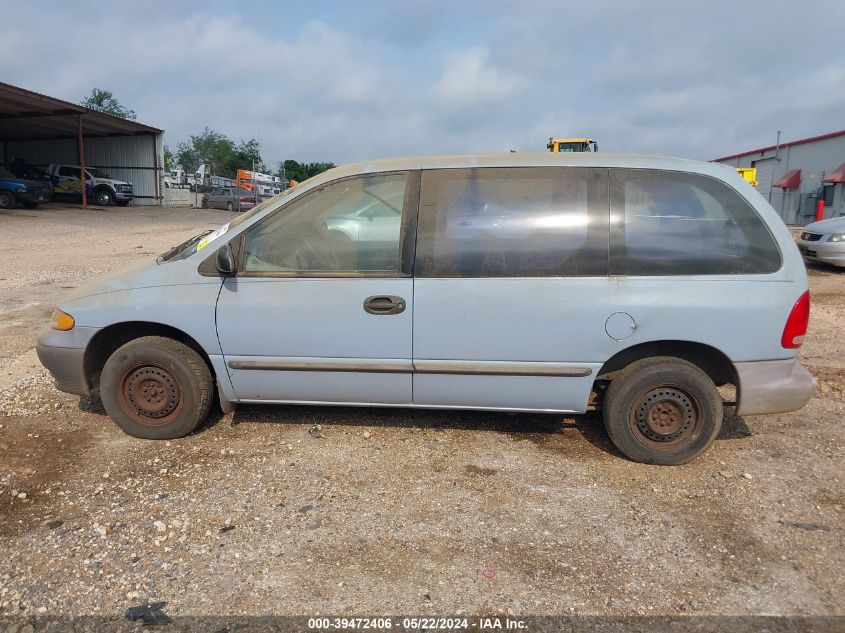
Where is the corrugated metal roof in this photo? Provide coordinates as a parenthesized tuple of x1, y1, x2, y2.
(0, 81, 161, 141)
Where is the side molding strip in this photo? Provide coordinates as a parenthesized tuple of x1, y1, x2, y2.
(227, 359, 411, 373)
(413, 360, 593, 377)
(227, 358, 592, 378)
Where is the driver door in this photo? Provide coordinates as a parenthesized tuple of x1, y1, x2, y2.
(215, 171, 418, 405)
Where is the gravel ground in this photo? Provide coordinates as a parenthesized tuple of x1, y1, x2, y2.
(0, 204, 842, 621)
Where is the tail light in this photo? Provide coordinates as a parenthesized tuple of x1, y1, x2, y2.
(240, 197, 254, 203)
(781, 290, 810, 348)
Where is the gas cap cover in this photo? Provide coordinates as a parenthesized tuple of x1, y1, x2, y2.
(605, 312, 637, 341)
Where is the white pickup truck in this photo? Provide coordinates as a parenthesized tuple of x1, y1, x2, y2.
(47, 164, 133, 206)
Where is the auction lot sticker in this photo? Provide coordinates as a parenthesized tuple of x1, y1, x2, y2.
(196, 222, 230, 251)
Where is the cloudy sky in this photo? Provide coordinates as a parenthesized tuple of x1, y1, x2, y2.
(2, 1, 844, 166)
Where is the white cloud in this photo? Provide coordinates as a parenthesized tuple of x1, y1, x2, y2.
(0, 1, 844, 165)
(431, 47, 525, 110)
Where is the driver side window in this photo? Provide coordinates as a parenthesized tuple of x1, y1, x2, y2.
(242, 172, 408, 274)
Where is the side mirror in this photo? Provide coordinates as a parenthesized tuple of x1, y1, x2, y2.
(216, 243, 236, 275)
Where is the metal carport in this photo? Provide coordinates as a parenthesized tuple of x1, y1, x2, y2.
(0, 81, 163, 207)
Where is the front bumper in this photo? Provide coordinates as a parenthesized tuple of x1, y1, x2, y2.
(36, 327, 99, 397)
(735, 358, 816, 416)
(114, 191, 134, 202)
(796, 238, 845, 267)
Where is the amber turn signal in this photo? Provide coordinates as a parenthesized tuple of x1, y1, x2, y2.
(51, 309, 75, 331)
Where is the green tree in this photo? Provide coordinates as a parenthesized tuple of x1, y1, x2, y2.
(227, 138, 264, 176)
(163, 145, 175, 169)
(80, 88, 137, 120)
(175, 127, 236, 176)
(283, 160, 336, 182)
(174, 128, 270, 178)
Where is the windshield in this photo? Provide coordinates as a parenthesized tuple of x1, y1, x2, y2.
(157, 229, 214, 263)
(87, 168, 112, 178)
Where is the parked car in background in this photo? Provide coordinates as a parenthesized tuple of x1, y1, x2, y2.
(7, 159, 53, 183)
(37, 153, 815, 465)
(796, 216, 845, 268)
(0, 167, 53, 209)
(202, 187, 256, 211)
(46, 164, 133, 206)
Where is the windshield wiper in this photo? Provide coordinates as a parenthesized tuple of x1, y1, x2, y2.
(157, 230, 213, 263)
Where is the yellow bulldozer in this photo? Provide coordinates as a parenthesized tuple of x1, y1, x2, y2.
(735, 167, 758, 187)
(547, 137, 598, 152)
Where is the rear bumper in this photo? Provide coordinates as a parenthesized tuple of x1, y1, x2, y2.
(735, 358, 816, 416)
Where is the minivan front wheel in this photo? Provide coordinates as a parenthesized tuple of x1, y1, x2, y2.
(100, 336, 213, 439)
(603, 357, 722, 465)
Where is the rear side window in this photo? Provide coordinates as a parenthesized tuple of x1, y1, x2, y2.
(415, 167, 607, 277)
(610, 169, 781, 275)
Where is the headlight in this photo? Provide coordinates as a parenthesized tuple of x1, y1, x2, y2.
(828, 233, 845, 243)
(50, 309, 75, 331)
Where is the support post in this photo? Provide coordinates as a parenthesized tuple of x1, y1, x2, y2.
(77, 115, 87, 209)
(153, 134, 160, 206)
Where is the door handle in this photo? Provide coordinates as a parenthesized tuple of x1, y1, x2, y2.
(363, 295, 406, 315)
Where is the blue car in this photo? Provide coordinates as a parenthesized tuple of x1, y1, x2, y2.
(36, 153, 816, 464)
(0, 167, 53, 209)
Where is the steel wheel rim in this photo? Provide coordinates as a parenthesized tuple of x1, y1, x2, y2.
(0, 193, 11, 208)
(118, 363, 183, 427)
(97, 191, 110, 205)
(629, 384, 702, 451)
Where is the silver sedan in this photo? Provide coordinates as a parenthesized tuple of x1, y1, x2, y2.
(796, 216, 845, 268)
(202, 187, 256, 212)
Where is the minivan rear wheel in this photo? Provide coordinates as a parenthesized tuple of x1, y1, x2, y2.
(100, 336, 213, 439)
(603, 357, 722, 465)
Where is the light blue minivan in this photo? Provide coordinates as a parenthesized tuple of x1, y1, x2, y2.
(37, 154, 816, 464)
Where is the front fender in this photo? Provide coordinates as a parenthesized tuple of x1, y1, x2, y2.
(60, 282, 224, 355)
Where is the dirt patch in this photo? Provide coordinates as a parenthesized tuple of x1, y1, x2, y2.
(0, 207, 842, 618)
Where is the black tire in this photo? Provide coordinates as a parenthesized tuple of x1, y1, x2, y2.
(95, 188, 115, 206)
(100, 336, 213, 440)
(0, 191, 15, 209)
(603, 357, 722, 465)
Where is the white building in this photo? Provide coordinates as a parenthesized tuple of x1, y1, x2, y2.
(714, 129, 845, 225)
